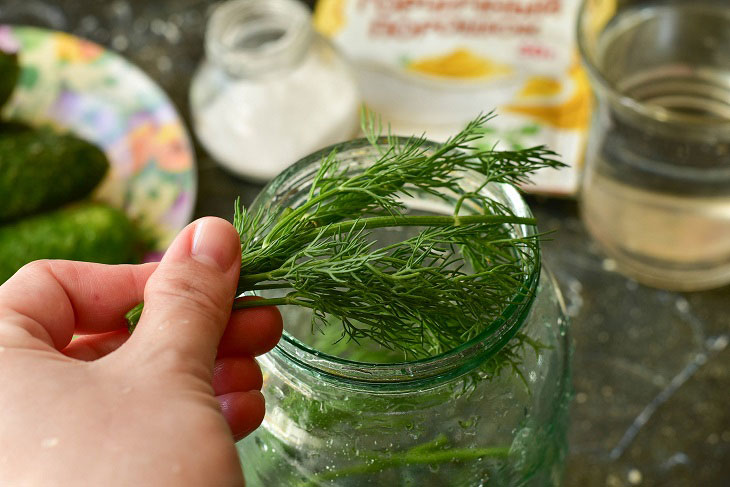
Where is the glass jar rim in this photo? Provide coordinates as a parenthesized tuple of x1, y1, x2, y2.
(205, 0, 312, 78)
(576, 0, 730, 129)
(248, 137, 541, 388)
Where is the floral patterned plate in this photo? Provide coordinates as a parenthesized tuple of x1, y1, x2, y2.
(0, 25, 196, 260)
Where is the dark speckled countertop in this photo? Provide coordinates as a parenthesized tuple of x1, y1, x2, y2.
(1, 1, 727, 485)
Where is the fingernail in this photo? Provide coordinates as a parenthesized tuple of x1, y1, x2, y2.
(191, 218, 238, 271)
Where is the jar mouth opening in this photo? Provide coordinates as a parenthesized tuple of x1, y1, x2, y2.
(251, 138, 541, 385)
(576, 1, 730, 130)
(206, 0, 311, 77)
(277, 265, 539, 382)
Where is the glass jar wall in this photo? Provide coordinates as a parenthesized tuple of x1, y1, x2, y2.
(237, 140, 572, 486)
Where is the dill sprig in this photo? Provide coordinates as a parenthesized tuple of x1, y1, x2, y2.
(126, 110, 563, 359)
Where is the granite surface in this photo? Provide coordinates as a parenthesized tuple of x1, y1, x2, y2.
(0, 1, 727, 485)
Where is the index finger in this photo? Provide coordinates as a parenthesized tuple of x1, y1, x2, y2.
(0, 260, 157, 350)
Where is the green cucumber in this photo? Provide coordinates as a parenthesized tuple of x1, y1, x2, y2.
(0, 203, 142, 283)
(0, 51, 19, 109)
(0, 126, 110, 222)
(0, 120, 32, 134)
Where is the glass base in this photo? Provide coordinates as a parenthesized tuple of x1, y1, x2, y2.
(583, 215, 730, 292)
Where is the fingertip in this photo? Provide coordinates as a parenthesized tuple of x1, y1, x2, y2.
(161, 217, 240, 275)
(128, 217, 242, 369)
(218, 297, 283, 357)
(190, 217, 241, 273)
(218, 390, 266, 441)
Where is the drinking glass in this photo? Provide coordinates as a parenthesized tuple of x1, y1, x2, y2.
(577, 0, 730, 290)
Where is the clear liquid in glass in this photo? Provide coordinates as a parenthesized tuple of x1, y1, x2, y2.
(580, 2, 730, 290)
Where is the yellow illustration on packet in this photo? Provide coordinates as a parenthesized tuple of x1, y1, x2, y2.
(313, 0, 346, 37)
(408, 49, 513, 79)
(507, 62, 592, 131)
(519, 77, 563, 98)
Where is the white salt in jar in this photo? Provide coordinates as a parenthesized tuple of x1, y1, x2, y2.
(190, 0, 360, 181)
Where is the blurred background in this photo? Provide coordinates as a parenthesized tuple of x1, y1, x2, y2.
(0, 0, 727, 485)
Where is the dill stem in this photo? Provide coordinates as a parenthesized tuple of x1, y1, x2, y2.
(261, 191, 331, 247)
(250, 283, 293, 291)
(233, 295, 310, 310)
(269, 205, 536, 247)
(319, 214, 536, 235)
(239, 213, 536, 291)
(238, 271, 275, 285)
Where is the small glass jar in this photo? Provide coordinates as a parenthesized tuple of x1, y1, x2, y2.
(237, 140, 572, 486)
(577, 0, 730, 290)
(190, 0, 360, 181)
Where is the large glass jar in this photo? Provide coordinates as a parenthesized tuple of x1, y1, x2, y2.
(189, 0, 360, 181)
(238, 140, 572, 486)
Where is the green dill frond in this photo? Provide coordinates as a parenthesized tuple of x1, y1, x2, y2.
(128, 110, 564, 360)
(228, 110, 564, 359)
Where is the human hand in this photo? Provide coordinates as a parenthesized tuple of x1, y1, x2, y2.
(0, 217, 283, 486)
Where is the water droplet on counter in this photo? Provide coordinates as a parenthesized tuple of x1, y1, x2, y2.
(708, 335, 729, 352)
(602, 258, 617, 272)
(111, 35, 129, 51)
(627, 468, 642, 485)
(661, 451, 690, 469)
(79, 15, 99, 32)
(674, 297, 689, 313)
(110, 0, 132, 19)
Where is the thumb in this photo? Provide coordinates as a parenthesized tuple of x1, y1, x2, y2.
(125, 217, 241, 374)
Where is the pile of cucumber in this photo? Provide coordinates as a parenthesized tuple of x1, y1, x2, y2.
(0, 50, 144, 283)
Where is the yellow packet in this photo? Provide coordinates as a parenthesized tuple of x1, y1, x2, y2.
(314, 0, 591, 196)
